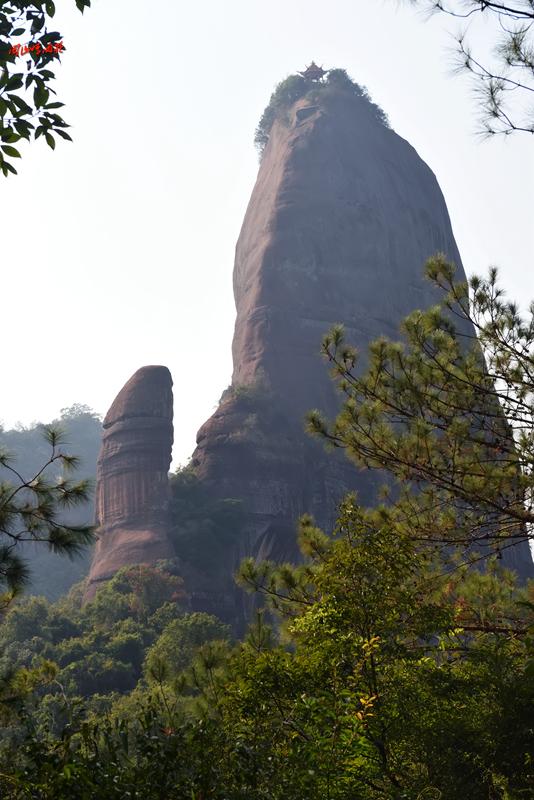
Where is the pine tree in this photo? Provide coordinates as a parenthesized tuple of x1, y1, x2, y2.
(0, 424, 94, 609)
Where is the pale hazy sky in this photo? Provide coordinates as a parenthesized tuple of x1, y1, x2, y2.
(3, 0, 533, 467)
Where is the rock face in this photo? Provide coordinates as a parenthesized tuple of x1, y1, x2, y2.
(189, 85, 533, 619)
(85, 366, 175, 600)
(85, 80, 533, 614)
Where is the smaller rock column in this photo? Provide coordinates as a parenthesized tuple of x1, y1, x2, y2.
(85, 365, 175, 599)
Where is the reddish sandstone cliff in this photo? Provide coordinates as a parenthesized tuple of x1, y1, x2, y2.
(193, 88, 462, 561)
(85, 366, 175, 599)
(86, 81, 533, 614)
(189, 86, 533, 618)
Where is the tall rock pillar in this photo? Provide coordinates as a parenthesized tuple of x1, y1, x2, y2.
(188, 79, 533, 619)
(85, 365, 175, 599)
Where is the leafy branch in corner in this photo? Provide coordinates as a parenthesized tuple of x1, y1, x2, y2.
(0, 0, 91, 177)
(401, 0, 534, 136)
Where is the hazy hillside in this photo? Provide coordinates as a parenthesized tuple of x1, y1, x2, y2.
(0, 405, 101, 599)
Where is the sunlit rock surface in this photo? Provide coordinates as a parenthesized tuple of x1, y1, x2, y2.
(85, 84, 533, 615)
(85, 366, 175, 599)
(190, 87, 533, 619)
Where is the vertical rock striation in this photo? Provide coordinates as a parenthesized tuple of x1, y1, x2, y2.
(188, 82, 533, 619)
(85, 366, 175, 599)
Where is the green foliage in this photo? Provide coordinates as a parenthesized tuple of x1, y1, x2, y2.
(169, 466, 245, 578)
(1, 258, 534, 795)
(0, 405, 101, 599)
(0, 1, 91, 176)
(1, 496, 532, 798)
(309, 256, 534, 567)
(144, 612, 231, 684)
(326, 68, 389, 127)
(398, 0, 534, 136)
(254, 73, 309, 153)
(232, 501, 534, 798)
(221, 381, 263, 409)
(0, 424, 94, 607)
(0, 595, 79, 647)
(61, 651, 136, 696)
(83, 565, 185, 627)
(0, 565, 228, 751)
(254, 67, 389, 156)
(1, 704, 230, 800)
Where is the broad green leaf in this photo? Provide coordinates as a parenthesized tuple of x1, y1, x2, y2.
(1, 145, 21, 158)
(31, 16, 44, 35)
(34, 83, 49, 108)
(5, 74, 23, 91)
(8, 94, 32, 114)
(45, 132, 55, 150)
(40, 32, 61, 44)
(15, 120, 33, 139)
(1, 128, 16, 142)
(44, 113, 68, 127)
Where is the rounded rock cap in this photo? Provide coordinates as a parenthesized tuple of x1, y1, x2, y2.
(103, 365, 173, 429)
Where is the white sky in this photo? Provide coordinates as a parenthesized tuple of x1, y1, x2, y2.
(2, 0, 533, 468)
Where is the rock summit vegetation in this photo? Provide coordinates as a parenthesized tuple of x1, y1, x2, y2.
(254, 68, 390, 155)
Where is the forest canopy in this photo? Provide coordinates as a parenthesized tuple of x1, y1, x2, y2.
(0, 265, 533, 798)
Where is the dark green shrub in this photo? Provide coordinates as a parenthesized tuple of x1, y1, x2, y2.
(169, 467, 245, 578)
(254, 68, 390, 157)
(254, 74, 310, 154)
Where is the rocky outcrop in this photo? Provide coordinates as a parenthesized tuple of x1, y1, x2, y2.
(85, 366, 175, 600)
(188, 84, 533, 619)
(85, 77, 533, 616)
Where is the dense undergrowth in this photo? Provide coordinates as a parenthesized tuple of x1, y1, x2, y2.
(1, 264, 534, 797)
(0, 509, 532, 798)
